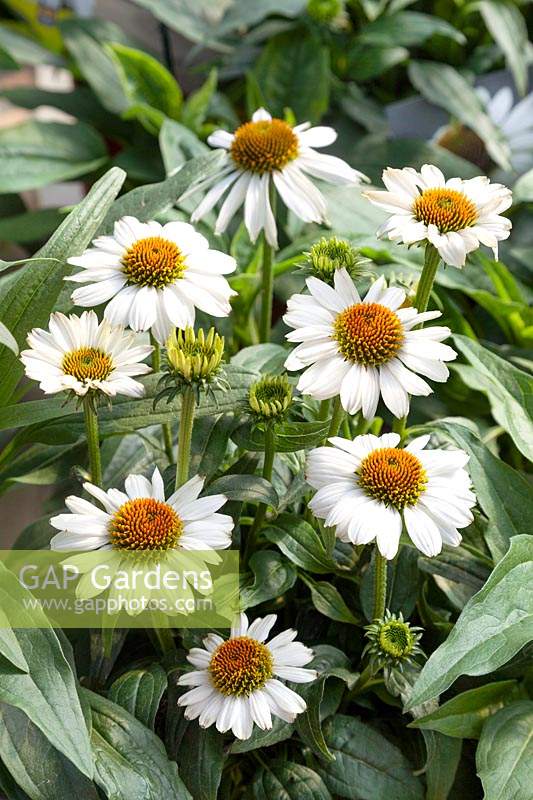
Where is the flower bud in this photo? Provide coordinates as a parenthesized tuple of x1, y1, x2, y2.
(363, 610, 423, 677)
(166, 327, 224, 384)
(304, 237, 371, 285)
(248, 375, 292, 423)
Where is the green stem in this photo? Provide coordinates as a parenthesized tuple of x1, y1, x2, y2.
(317, 398, 331, 421)
(392, 414, 408, 443)
(373, 551, 388, 620)
(327, 397, 345, 439)
(414, 243, 441, 315)
(259, 233, 274, 343)
(151, 335, 174, 463)
(83, 398, 102, 487)
(245, 424, 276, 557)
(175, 385, 196, 490)
(153, 625, 176, 657)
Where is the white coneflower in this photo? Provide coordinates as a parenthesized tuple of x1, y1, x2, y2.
(364, 164, 512, 268)
(189, 107, 367, 248)
(20, 310, 152, 398)
(306, 432, 476, 559)
(67, 216, 237, 344)
(284, 269, 455, 419)
(177, 612, 317, 740)
(50, 469, 233, 552)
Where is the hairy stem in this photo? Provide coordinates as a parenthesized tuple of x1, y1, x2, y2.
(245, 424, 276, 558)
(415, 242, 441, 314)
(175, 385, 196, 490)
(373, 552, 388, 620)
(151, 335, 174, 463)
(83, 398, 102, 487)
(327, 396, 345, 439)
(259, 234, 274, 343)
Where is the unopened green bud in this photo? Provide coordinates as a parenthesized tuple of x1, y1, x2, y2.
(304, 237, 371, 285)
(248, 375, 292, 423)
(166, 327, 224, 384)
(363, 610, 423, 675)
(307, 0, 344, 24)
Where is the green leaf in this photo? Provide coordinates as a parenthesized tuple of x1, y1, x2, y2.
(476, 701, 533, 800)
(109, 42, 182, 132)
(407, 536, 533, 710)
(181, 68, 217, 132)
(410, 680, 518, 739)
(241, 550, 297, 609)
(301, 575, 359, 624)
(0, 321, 18, 355)
(264, 514, 336, 574)
(229, 715, 294, 754)
(0, 26, 64, 67)
(0, 208, 65, 244)
(205, 474, 278, 507)
(453, 335, 533, 461)
(345, 45, 408, 82)
(0, 564, 93, 779)
(408, 61, 510, 169)
(359, 11, 465, 46)
(479, 1, 528, 96)
(296, 645, 354, 762)
(102, 149, 226, 232)
(0, 623, 28, 673)
(232, 344, 288, 375)
(85, 689, 191, 800)
(251, 762, 332, 800)
(165, 693, 225, 800)
(0, 120, 107, 193)
(108, 664, 167, 729)
(432, 422, 532, 560)
(3, 366, 254, 441)
(232, 420, 331, 453)
(318, 715, 424, 799)
(159, 119, 209, 175)
(190, 413, 237, 480)
(514, 167, 533, 203)
(0, 166, 126, 407)
(0, 703, 99, 800)
(253, 30, 330, 123)
(421, 731, 461, 800)
(60, 18, 129, 114)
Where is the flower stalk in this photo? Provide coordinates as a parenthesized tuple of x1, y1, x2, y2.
(175, 385, 196, 490)
(373, 551, 388, 621)
(150, 334, 174, 464)
(327, 396, 345, 438)
(414, 243, 441, 315)
(83, 397, 103, 487)
(259, 234, 274, 343)
(246, 422, 275, 557)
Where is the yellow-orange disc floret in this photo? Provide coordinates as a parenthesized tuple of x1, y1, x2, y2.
(122, 236, 186, 288)
(333, 303, 404, 367)
(62, 347, 113, 382)
(413, 188, 478, 233)
(358, 447, 427, 509)
(110, 498, 183, 550)
(209, 636, 274, 696)
(230, 119, 299, 174)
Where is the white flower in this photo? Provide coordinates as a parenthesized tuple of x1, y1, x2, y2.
(67, 216, 237, 345)
(284, 270, 456, 420)
(50, 468, 233, 552)
(20, 310, 152, 398)
(177, 612, 317, 740)
(189, 107, 367, 249)
(306, 433, 476, 559)
(363, 164, 512, 267)
(480, 87, 533, 174)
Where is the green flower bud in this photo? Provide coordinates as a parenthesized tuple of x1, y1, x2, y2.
(303, 237, 371, 285)
(363, 610, 423, 676)
(307, 0, 344, 24)
(166, 327, 224, 384)
(248, 375, 292, 423)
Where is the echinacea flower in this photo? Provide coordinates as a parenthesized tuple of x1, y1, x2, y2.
(364, 164, 512, 267)
(306, 432, 476, 559)
(67, 216, 237, 344)
(177, 612, 317, 740)
(20, 310, 152, 398)
(284, 270, 455, 419)
(434, 88, 533, 176)
(190, 108, 367, 248)
(50, 468, 233, 552)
